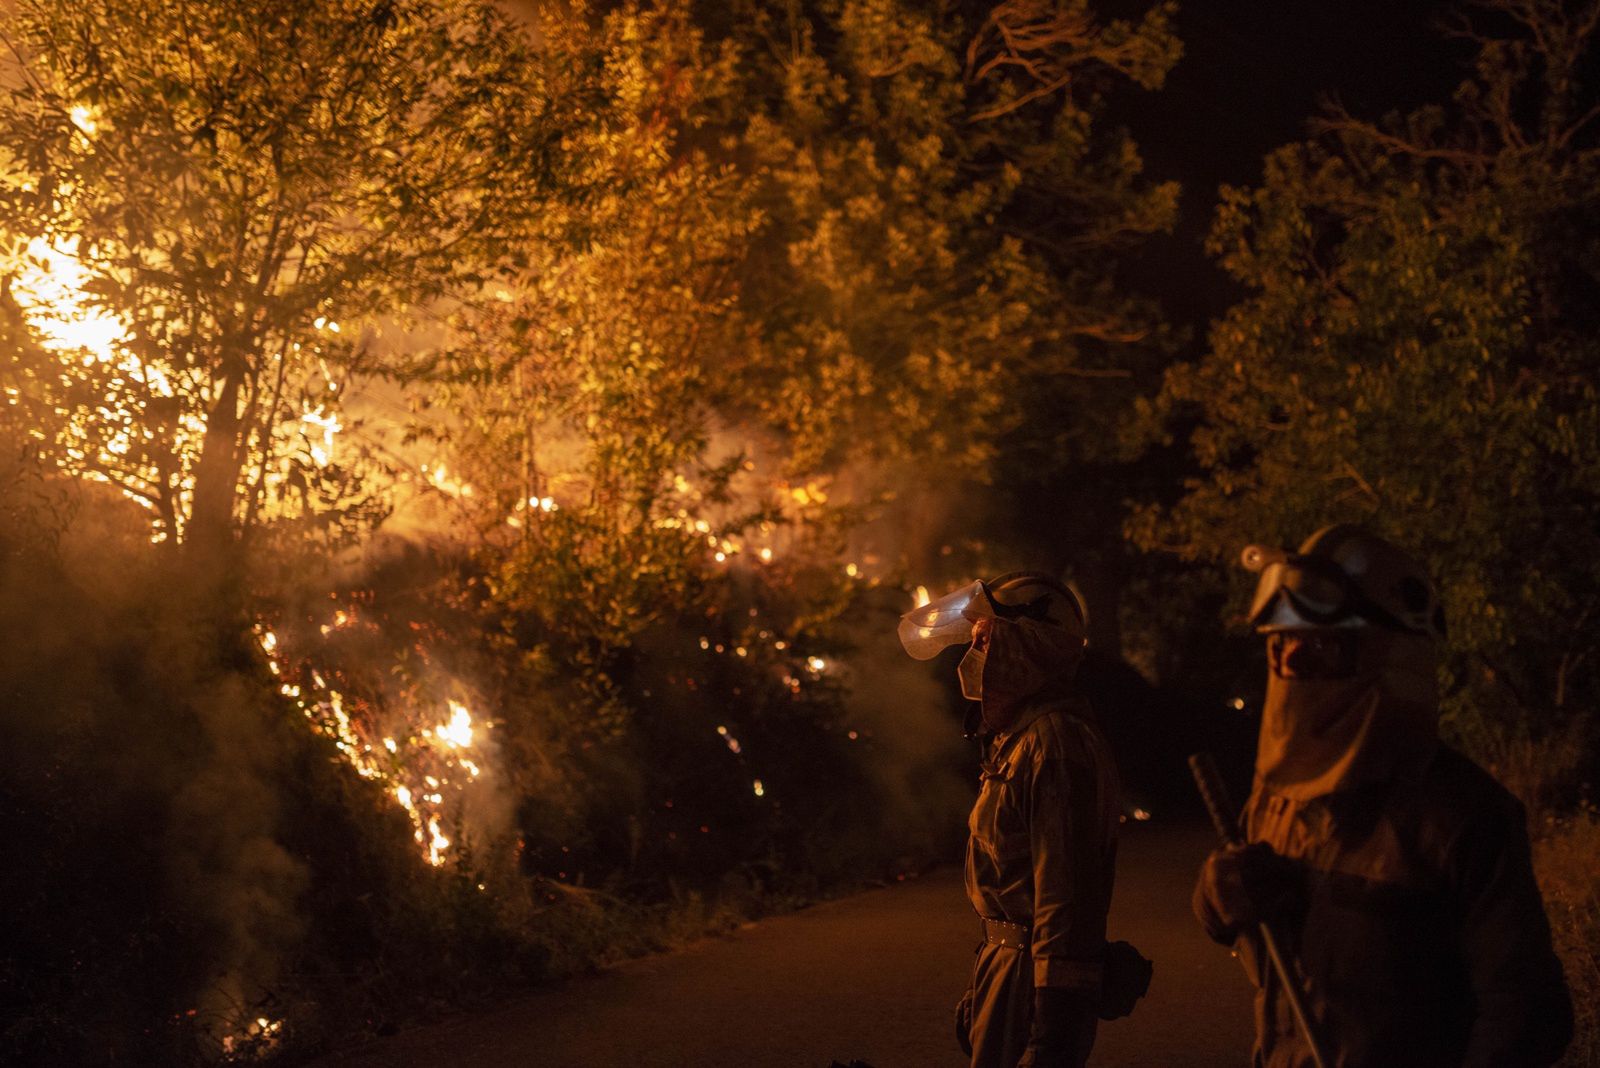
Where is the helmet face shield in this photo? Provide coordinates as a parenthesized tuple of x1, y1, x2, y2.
(1247, 556, 1361, 630)
(897, 572, 1087, 660)
(898, 580, 993, 660)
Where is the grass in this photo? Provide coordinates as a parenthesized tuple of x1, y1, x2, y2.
(1533, 808, 1600, 1068)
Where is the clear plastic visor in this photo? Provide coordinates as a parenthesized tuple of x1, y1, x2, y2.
(898, 580, 994, 660)
(1247, 558, 1355, 629)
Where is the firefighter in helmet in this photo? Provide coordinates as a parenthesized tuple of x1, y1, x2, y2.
(901, 572, 1149, 1068)
(1194, 525, 1572, 1067)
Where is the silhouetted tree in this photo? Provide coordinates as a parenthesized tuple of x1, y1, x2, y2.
(1133, 0, 1600, 751)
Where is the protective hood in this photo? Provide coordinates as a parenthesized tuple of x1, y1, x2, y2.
(1256, 629, 1439, 799)
(973, 614, 1085, 733)
(900, 573, 1087, 735)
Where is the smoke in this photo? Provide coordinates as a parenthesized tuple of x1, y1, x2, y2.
(0, 475, 313, 1062)
(832, 589, 973, 867)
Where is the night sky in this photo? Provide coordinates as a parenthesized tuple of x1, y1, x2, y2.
(1114, 0, 1468, 333)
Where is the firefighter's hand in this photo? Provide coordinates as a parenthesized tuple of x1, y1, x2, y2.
(954, 988, 974, 1057)
(1017, 987, 1096, 1068)
(1193, 842, 1302, 945)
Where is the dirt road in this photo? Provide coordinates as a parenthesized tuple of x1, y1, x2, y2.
(307, 819, 1253, 1068)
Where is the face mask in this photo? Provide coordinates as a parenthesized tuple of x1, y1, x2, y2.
(958, 645, 986, 701)
(1256, 629, 1439, 798)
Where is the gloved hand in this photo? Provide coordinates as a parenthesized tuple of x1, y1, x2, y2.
(1193, 842, 1303, 945)
(1017, 987, 1096, 1068)
(954, 987, 974, 1056)
(1098, 940, 1153, 1020)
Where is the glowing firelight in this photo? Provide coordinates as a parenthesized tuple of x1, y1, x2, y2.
(69, 104, 98, 134)
(220, 1015, 284, 1056)
(299, 408, 343, 467)
(438, 700, 474, 748)
(10, 236, 136, 363)
(254, 622, 488, 867)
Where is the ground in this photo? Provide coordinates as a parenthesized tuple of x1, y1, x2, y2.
(305, 818, 1253, 1067)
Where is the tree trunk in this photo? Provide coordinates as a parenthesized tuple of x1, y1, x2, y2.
(185, 366, 246, 584)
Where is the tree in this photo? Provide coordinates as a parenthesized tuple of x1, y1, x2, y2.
(722, 0, 1180, 539)
(435, 0, 1183, 653)
(0, 0, 586, 568)
(1131, 0, 1600, 748)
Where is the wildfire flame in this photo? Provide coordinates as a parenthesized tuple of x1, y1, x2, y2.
(254, 623, 488, 867)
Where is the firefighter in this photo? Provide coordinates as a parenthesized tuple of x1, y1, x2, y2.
(900, 572, 1147, 1068)
(1194, 525, 1573, 1067)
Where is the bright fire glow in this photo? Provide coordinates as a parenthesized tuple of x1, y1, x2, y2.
(69, 104, 98, 134)
(438, 700, 474, 748)
(255, 622, 488, 867)
(11, 237, 130, 358)
(299, 408, 343, 467)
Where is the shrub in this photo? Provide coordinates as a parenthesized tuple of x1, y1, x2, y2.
(1535, 808, 1600, 1068)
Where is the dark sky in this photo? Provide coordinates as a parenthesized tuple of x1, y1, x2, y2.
(1112, 0, 1469, 334)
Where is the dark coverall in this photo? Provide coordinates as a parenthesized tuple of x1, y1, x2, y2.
(1198, 744, 1573, 1068)
(960, 694, 1122, 1068)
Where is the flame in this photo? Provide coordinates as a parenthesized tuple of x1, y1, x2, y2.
(68, 104, 98, 134)
(255, 621, 488, 867)
(423, 463, 473, 498)
(437, 700, 474, 748)
(220, 1014, 284, 1056)
(425, 815, 450, 866)
(10, 236, 135, 364)
(299, 408, 343, 468)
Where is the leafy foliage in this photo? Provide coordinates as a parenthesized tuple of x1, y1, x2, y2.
(0, 0, 587, 554)
(1131, 0, 1600, 741)
(725, 0, 1180, 492)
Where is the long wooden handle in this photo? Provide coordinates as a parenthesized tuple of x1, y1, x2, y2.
(1188, 751, 1242, 845)
(1187, 752, 1332, 1068)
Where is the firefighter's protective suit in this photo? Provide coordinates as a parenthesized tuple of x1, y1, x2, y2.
(961, 689, 1122, 1068)
(1195, 526, 1572, 1068)
(904, 573, 1124, 1068)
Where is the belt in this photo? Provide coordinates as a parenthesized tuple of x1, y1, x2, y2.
(981, 917, 1029, 950)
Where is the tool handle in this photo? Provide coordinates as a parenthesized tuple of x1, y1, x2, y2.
(1187, 752, 1332, 1068)
(1187, 751, 1243, 846)
(1260, 926, 1330, 1068)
